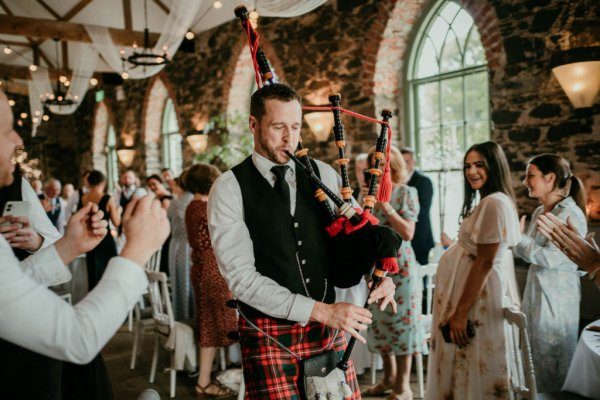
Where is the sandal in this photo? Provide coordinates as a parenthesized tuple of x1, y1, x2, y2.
(386, 391, 413, 400)
(363, 381, 393, 396)
(195, 381, 235, 398)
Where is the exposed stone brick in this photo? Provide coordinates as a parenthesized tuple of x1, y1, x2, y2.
(529, 103, 562, 119)
(508, 126, 541, 142)
(547, 121, 593, 141)
(492, 110, 522, 125)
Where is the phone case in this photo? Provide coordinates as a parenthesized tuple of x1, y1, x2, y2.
(440, 319, 475, 343)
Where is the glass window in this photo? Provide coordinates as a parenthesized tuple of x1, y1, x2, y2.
(407, 0, 490, 244)
(161, 98, 183, 175)
(106, 126, 118, 193)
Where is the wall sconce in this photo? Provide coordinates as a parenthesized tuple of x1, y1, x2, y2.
(186, 131, 208, 154)
(551, 46, 600, 109)
(117, 147, 136, 167)
(303, 112, 334, 142)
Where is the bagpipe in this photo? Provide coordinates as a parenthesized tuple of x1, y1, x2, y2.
(235, 6, 403, 371)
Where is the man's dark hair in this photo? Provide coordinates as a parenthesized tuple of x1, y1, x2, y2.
(250, 83, 301, 120)
(87, 170, 106, 186)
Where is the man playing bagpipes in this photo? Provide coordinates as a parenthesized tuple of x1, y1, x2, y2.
(207, 82, 400, 399)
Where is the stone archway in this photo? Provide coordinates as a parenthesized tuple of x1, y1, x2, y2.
(364, 0, 506, 139)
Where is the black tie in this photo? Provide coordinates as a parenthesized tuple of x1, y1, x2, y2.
(271, 165, 290, 205)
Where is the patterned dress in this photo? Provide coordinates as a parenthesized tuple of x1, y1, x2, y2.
(367, 185, 428, 356)
(513, 196, 587, 393)
(426, 192, 521, 400)
(185, 199, 238, 348)
(167, 191, 194, 321)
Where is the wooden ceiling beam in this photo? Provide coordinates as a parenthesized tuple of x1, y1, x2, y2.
(123, 0, 132, 30)
(35, 0, 61, 20)
(153, 0, 170, 14)
(63, 0, 93, 21)
(0, 14, 161, 47)
(1, 81, 28, 96)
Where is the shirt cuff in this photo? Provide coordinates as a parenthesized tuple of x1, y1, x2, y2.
(287, 294, 316, 325)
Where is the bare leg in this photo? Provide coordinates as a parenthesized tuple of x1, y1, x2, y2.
(197, 346, 217, 388)
(391, 355, 413, 399)
(365, 354, 396, 395)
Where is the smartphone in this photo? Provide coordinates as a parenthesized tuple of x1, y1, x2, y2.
(1, 201, 31, 227)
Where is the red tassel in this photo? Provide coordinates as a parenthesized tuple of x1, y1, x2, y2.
(326, 217, 345, 237)
(377, 126, 393, 202)
(344, 208, 378, 234)
(380, 257, 399, 274)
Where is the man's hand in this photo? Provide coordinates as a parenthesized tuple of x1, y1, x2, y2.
(367, 276, 397, 314)
(0, 215, 44, 252)
(54, 203, 108, 264)
(120, 195, 170, 267)
(310, 302, 373, 344)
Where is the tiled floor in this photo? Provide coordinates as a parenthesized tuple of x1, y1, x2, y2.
(103, 326, 424, 399)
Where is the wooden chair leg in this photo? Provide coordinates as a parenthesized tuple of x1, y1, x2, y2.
(130, 323, 140, 370)
(415, 353, 424, 399)
(170, 351, 176, 398)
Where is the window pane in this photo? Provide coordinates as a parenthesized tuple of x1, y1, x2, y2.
(441, 125, 465, 169)
(428, 17, 449, 56)
(429, 169, 463, 242)
(416, 38, 439, 78)
(169, 134, 183, 175)
(440, 30, 462, 73)
(439, 1, 461, 24)
(451, 10, 473, 54)
(418, 127, 441, 171)
(464, 29, 486, 66)
(441, 76, 463, 124)
(465, 72, 489, 121)
(466, 121, 490, 147)
(417, 82, 440, 127)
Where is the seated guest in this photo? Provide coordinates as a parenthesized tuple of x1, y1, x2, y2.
(115, 170, 147, 233)
(65, 170, 91, 220)
(40, 178, 67, 234)
(514, 154, 587, 393)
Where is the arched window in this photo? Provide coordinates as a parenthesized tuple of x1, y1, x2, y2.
(106, 126, 118, 192)
(406, 0, 489, 240)
(161, 98, 183, 175)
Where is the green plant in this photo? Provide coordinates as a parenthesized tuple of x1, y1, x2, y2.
(194, 112, 254, 170)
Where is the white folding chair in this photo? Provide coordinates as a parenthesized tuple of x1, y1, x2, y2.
(146, 271, 197, 398)
(129, 250, 163, 369)
(503, 307, 537, 400)
(414, 262, 437, 399)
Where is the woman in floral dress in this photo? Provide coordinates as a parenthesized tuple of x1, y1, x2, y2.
(365, 145, 427, 400)
(425, 141, 521, 400)
(514, 154, 587, 393)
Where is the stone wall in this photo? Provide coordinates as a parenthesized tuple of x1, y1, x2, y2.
(11, 0, 599, 215)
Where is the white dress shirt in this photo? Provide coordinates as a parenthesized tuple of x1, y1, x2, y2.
(208, 152, 345, 325)
(0, 235, 148, 364)
(21, 178, 62, 245)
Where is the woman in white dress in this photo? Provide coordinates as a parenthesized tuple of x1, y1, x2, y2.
(514, 154, 587, 393)
(426, 141, 521, 400)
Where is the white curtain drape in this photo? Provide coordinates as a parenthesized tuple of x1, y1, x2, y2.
(27, 43, 98, 135)
(244, 0, 327, 17)
(85, 0, 203, 80)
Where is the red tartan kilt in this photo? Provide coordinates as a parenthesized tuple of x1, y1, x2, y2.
(239, 317, 361, 400)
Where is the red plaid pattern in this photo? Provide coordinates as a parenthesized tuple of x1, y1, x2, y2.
(239, 317, 361, 399)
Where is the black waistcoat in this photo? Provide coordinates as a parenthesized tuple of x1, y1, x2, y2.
(232, 156, 335, 304)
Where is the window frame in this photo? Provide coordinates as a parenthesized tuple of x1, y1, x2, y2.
(160, 98, 183, 175)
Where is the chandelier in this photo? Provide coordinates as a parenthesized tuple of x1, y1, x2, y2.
(42, 40, 77, 108)
(122, 0, 169, 68)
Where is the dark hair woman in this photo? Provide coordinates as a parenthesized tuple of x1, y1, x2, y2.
(184, 163, 237, 398)
(513, 153, 587, 392)
(426, 141, 521, 399)
(146, 174, 173, 209)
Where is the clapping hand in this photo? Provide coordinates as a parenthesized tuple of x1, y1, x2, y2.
(537, 213, 600, 273)
(0, 215, 43, 252)
(63, 202, 108, 254)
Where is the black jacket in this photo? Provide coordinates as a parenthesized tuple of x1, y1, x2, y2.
(407, 170, 435, 265)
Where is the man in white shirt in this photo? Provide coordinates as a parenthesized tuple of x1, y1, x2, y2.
(0, 89, 169, 379)
(208, 83, 396, 398)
